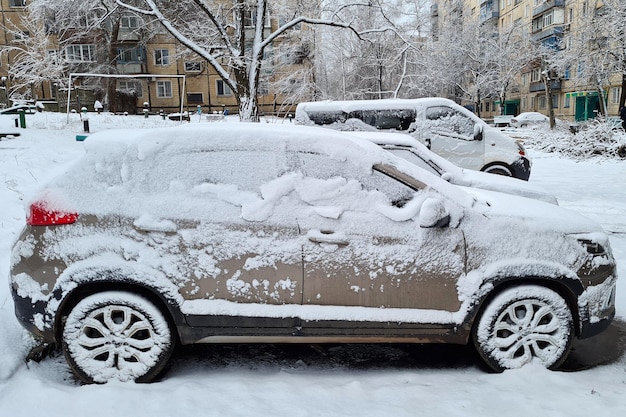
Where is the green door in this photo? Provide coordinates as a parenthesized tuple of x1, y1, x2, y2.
(575, 95, 600, 121)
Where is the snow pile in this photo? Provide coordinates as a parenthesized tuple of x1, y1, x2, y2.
(521, 118, 626, 160)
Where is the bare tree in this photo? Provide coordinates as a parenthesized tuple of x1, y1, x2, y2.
(114, 0, 383, 121)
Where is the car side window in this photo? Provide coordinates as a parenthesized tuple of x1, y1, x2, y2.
(387, 148, 443, 176)
(135, 150, 289, 194)
(424, 106, 475, 139)
(296, 152, 417, 207)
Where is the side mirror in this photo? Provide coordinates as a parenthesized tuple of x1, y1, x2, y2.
(473, 123, 483, 141)
(419, 198, 450, 228)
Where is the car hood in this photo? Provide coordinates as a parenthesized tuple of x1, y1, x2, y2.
(450, 169, 558, 205)
(460, 186, 603, 235)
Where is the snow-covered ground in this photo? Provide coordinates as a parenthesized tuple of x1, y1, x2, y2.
(1, 112, 625, 416)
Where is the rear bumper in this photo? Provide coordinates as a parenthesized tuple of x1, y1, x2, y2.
(11, 288, 56, 343)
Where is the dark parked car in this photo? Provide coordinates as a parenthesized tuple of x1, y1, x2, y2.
(10, 123, 617, 383)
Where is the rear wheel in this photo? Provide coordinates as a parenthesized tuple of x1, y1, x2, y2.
(473, 285, 574, 372)
(62, 291, 174, 383)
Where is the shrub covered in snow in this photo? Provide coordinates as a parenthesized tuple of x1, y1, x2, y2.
(524, 117, 626, 160)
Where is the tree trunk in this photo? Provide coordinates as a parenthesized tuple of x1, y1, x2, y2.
(619, 73, 626, 109)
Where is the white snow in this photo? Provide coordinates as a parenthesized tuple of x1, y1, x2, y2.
(0, 111, 625, 415)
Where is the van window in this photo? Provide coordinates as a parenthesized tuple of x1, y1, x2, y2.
(347, 109, 416, 131)
(306, 110, 347, 125)
(425, 106, 475, 139)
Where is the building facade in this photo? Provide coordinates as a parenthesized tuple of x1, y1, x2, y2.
(0, 1, 312, 116)
(435, 0, 623, 122)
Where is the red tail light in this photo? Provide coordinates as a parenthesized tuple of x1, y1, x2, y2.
(27, 201, 78, 226)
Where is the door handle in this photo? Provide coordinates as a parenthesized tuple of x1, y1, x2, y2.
(307, 230, 349, 246)
(133, 216, 177, 233)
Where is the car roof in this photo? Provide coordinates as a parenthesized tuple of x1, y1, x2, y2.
(81, 123, 474, 206)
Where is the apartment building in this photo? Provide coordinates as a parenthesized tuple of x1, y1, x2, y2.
(0, 1, 312, 115)
(435, 0, 623, 122)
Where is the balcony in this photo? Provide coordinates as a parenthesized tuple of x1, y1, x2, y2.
(531, 25, 565, 42)
(479, 1, 499, 24)
(116, 63, 147, 74)
(529, 79, 562, 93)
(533, 0, 565, 17)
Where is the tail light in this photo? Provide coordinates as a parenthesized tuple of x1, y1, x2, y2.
(27, 201, 78, 226)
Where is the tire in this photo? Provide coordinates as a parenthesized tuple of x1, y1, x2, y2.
(62, 291, 174, 383)
(482, 163, 513, 177)
(473, 285, 574, 372)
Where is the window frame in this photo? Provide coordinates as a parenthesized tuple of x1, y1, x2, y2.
(65, 44, 96, 63)
(184, 62, 202, 72)
(118, 80, 144, 97)
(154, 49, 170, 66)
(156, 80, 173, 98)
(216, 79, 233, 96)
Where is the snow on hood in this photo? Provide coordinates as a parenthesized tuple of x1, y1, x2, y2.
(461, 186, 602, 234)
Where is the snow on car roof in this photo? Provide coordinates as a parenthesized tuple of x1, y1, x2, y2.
(80, 123, 473, 204)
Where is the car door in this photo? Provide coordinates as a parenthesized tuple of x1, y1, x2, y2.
(294, 152, 466, 328)
(124, 147, 304, 307)
(419, 105, 484, 170)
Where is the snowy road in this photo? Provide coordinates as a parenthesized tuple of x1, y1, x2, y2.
(0, 115, 625, 416)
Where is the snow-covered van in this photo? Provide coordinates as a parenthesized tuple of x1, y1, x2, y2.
(295, 98, 531, 180)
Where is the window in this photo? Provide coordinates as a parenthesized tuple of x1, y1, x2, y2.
(521, 97, 527, 110)
(563, 66, 571, 80)
(185, 62, 202, 72)
(538, 96, 547, 109)
(156, 81, 172, 98)
(10, 0, 26, 7)
(543, 12, 553, 27)
(530, 68, 541, 82)
(564, 95, 570, 108)
(551, 94, 559, 109)
(117, 47, 145, 63)
(121, 14, 140, 29)
(187, 93, 204, 104)
(216, 79, 232, 96)
(154, 49, 170, 66)
(424, 106, 475, 139)
(118, 80, 143, 97)
(611, 88, 620, 105)
(47, 50, 59, 64)
(243, 7, 270, 28)
(14, 31, 29, 42)
(65, 44, 96, 63)
(577, 62, 585, 77)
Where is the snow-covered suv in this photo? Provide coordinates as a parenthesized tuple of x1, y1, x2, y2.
(10, 123, 617, 383)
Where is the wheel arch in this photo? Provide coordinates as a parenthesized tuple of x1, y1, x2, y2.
(480, 161, 513, 176)
(466, 276, 584, 339)
(53, 279, 186, 346)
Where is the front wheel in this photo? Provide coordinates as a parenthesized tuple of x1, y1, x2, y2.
(62, 291, 174, 383)
(482, 163, 513, 177)
(473, 285, 574, 372)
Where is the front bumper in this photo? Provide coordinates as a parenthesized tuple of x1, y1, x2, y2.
(578, 276, 617, 339)
(510, 157, 531, 181)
